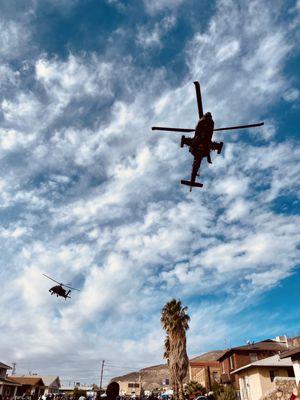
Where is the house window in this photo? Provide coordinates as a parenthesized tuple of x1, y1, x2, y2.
(213, 372, 219, 381)
(0, 368, 6, 379)
(269, 370, 276, 382)
(229, 356, 235, 370)
(128, 383, 140, 388)
(249, 353, 258, 362)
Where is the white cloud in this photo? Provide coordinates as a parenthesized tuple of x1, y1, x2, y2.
(35, 54, 114, 108)
(283, 88, 300, 102)
(136, 16, 176, 48)
(0, 129, 36, 152)
(143, 0, 185, 15)
(0, 19, 30, 59)
(0, 0, 299, 384)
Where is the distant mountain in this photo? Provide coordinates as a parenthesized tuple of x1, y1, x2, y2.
(112, 364, 170, 391)
(111, 351, 224, 390)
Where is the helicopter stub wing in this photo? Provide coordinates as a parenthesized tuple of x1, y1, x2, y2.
(152, 127, 195, 132)
(194, 81, 204, 119)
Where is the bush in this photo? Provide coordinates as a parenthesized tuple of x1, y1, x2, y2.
(184, 381, 206, 397)
(218, 386, 237, 400)
(211, 382, 223, 399)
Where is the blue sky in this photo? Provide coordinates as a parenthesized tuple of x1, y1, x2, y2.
(0, 0, 299, 386)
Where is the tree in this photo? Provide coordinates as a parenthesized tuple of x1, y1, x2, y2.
(218, 386, 237, 400)
(184, 381, 206, 397)
(211, 381, 224, 399)
(161, 299, 190, 400)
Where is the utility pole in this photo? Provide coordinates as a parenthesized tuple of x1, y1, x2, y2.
(139, 373, 143, 398)
(100, 360, 105, 391)
(12, 363, 16, 375)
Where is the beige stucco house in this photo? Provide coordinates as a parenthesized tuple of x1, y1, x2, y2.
(231, 355, 294, 400)
(118, 380, 141, 396)
(280, 347, 300, 384)
(35, 376, 61, 394)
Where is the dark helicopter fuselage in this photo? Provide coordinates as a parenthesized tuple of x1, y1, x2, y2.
(49, 285, 71, 299)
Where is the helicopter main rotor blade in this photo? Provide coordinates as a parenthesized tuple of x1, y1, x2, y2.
(62, 283, 81, 291)
(152, 127, 195, 133)
(194, 81, 204, 119)
(43, 274, 61, 285)
(214, 122, 264, 132)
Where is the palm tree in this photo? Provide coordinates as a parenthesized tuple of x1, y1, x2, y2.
(161, 299, 190, 400)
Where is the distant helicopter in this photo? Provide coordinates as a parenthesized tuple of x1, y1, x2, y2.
(152, 81, 264, 190)
(43, 274, 80, 300)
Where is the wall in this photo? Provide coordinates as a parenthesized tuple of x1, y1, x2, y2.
(239, 368, 263, 400)
(291, 360, 300, 384)
(191, 366, 221, 389)
(118, 381, 141, 396)
(259, 368, 289, 396)
(260, 377, 296, 400)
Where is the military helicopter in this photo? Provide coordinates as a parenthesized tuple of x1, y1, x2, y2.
(43, 274, 80, 300)
(152, 81, 264, 190)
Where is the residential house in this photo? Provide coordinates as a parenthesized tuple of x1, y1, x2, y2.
(58, 386, 74, 396)
(0, 362, 21, 399)
(9, 376, 45, 400)
(31, 376, 60, 394)
(118, 381, 141, 396)
(231, 354, 294, 400)
(189, 351, 225, 390)
(59, 385, 96, 397)
(280, 347, 300, 384)
(217, 340, 287, 389)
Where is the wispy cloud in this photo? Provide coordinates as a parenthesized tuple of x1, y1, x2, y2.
(0, 0, 299, 384)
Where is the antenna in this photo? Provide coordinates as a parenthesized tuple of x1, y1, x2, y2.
(285, 335, 289, 348)
(12, 363, 16, 375)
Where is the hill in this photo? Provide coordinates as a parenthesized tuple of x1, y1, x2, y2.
(111, 351, 224, 390)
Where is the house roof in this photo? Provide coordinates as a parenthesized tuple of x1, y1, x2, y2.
(0, 362, 12, 370)
(0, 377, 22, 386)
(30, 376, 60, 387)
(8, 375, 59, 387)
(190, 350, 225, 363)
(9, 376, 45, 386)
(280, 347, 300, 359)
(217, 340, 288, 361)
(230, 354, 293, 374)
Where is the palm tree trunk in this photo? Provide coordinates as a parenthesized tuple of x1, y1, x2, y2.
(178, 381, 184, 400)
(174, 378, 179, 400)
